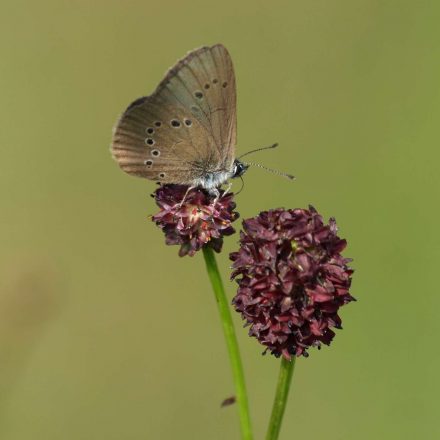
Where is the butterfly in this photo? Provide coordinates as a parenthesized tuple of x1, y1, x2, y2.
(111, 44, 249, 195)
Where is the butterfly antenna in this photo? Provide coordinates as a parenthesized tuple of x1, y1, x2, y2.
(238, 143, 279, 159)
(244, 162, 295, 180)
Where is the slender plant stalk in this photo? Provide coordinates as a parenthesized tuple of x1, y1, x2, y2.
(202, 246, 253, 440)
(266, 357, 296, 440)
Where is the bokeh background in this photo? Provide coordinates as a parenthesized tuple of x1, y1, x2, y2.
(1, 1, 439, 439)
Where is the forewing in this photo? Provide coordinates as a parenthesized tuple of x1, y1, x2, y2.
(154, 44, 237, 170)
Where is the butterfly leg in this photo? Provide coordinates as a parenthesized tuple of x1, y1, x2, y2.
(208, 183, 232, 209)
(221, 182, 233, 198)
(177, 185, 195, 208)
(209, 188, 221, 205)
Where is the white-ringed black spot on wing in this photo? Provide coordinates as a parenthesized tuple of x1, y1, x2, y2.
(146, 127, 154, 134)
(144, 159, 153, 168)
(154, 121, 162, 127)
(194, 91, 203, 99)
(159, 172, 166, 179)
(204, 83, 210, 89)
(222, 81, 228, 88)
(151, 149, 160, 157)
(212, 78, 218, 84)
(171, 119, 181, 127)
(145, 138, 155, 146)
(184, 119, 192, 127)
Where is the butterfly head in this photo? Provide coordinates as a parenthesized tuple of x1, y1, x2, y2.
(232, 159, 249, 179)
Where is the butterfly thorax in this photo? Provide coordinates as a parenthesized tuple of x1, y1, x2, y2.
(193, 159, 248, 190)
(190, 157, 233, 189)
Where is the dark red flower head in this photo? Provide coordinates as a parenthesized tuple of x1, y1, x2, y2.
(152, 185, 239, 257)
(230, 206, 354, 359)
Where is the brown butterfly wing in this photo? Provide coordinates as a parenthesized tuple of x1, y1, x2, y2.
(112, 98, 213, 184)
(111, 44, 237, 185)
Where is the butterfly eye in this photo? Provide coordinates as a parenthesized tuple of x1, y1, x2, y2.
(154, 121, 162, 127)
(146, 127, 154, 134)
(184, 119, 192, 127)
(145, 138, 155, 146)
(171, 119, 181, 128)
(151, 149, 160, 157)
(194, 91, 203, 99)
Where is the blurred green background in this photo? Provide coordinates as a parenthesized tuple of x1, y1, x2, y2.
(1, 0, 439, 439)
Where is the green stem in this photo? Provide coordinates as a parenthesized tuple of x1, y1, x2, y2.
(202, 246, 253, 440)
(265, 357, 296, 440)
